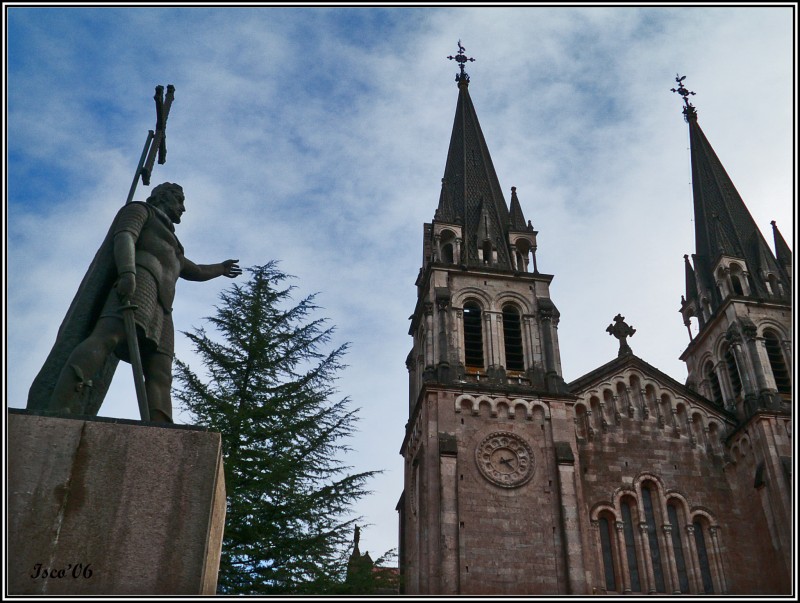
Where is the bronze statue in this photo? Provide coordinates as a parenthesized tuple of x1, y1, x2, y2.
(27, 182, 241, 422)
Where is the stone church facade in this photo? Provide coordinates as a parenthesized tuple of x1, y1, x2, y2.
(397, 48, 793, 595)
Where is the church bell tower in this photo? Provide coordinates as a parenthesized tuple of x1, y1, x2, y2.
(673, 75, 792, 420)
(397, 42, 579, 596)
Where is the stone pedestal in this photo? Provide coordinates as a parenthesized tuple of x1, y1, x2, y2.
(7, 410, 226, 595)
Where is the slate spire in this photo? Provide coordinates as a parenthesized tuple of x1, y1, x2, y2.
(439, 42, 515, 269)
(673, 75, 785, 302)
(509, 186, 529, 231)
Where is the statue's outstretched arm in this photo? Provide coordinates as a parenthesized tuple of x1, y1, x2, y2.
(180, 257, 241, 282)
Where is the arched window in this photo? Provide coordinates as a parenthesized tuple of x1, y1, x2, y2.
(723, 345, 742, 398)
(502, 305, 524, 371)
(441, 243, 454, 264)
(621, 498, 641, 592)
(641, 484, 666, 592)
(705, 361, 723, 406)
(764, 330, 790, 396)
(481, 241, 493, 265)
(730, 275, 743, 295)
(598, 514, 617, 592)
(463, 302, 484, 368)
(767, 274, 780, 297)
(693, 520, 715, 594)
(514, 239, 532, 272)
(667, 503, 690, 593)
(439, 230, 456, 264)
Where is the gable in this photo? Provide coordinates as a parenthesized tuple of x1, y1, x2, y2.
(568, 354, 736, 454)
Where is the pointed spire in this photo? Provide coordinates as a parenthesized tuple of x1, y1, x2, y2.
(771, 220, 793, 269)
(683, 254, 699, 303)
(675, 74, 782, 300)
(440, 44, 513, 269)
(508, 186, 528, 231)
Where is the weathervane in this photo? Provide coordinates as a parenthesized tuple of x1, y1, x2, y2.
(671, 74, 697, 121)
(448, 40, 475, 84)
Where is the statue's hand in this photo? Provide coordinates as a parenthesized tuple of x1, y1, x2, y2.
(222, 259, 242, 278)
(116, 272, 136, 301)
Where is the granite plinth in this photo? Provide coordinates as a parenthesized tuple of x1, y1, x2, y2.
(8, 410, 226, 595)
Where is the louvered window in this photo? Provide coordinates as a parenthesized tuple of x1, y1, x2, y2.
(705, 361, 723, 406)
(463, 303, 484, 368)
(724, 346, 742, 398)
(502, 305, 524, 371)
(764, 331, 790, 396)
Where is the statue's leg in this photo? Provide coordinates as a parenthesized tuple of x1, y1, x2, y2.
(143, 350, 174, 423)
(48, 317, 126, 414)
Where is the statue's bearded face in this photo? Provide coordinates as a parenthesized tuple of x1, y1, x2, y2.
(159, 189, 186, 224)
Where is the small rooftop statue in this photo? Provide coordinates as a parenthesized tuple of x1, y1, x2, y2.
(607, 314, 636, 357)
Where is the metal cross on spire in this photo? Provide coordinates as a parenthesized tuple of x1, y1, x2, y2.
(448, 40, 475, 84)
(671, 74, 697, 121)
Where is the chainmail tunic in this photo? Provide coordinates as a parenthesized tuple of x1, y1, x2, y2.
(100, 202, 181, 359)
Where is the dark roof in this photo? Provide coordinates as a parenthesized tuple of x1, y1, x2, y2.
(437, 79, 515, 269)
(686, 112, 784, 299)
(508, 186, 528, 232)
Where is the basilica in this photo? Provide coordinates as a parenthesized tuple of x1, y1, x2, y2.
(397, 45, 793, 595)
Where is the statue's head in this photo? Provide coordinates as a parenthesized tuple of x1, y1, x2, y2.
(147, 182, 185, 224)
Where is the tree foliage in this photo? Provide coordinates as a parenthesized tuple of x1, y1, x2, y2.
(173, 262, 378, 594)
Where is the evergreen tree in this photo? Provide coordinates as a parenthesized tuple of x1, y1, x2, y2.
(173, 262, 379, 594)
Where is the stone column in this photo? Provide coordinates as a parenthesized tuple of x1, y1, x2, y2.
(687, 415, 697, 447)
(438, 436, 459, 594)
(406, 353, 416, 415)
(611, 394, 621, 424)
(589, 520, 605, 592)
(424, 303, 434, 372)
(708, 526, 727, 594)
(453, 308, 464, 369)
(638, 522, 656, 593)
(742, 321, 770, 394)
(436, 295, 450, 368)
(727, 328, 756, 400)
(661, 524, 681, 593)
(522, 315, 534, 372)
(684, 524, 702, 594)
(554, 442, 587, 594)
(615, 522, 631, 594)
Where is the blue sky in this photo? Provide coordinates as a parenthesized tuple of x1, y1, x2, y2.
(4, 5, 795, 566)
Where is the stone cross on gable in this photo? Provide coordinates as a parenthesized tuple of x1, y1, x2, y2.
(607, 314, 636, 357)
